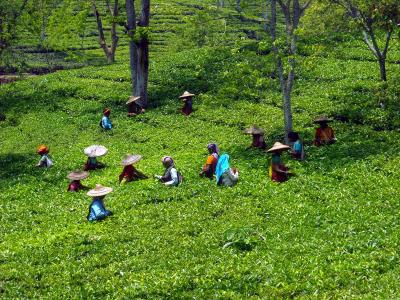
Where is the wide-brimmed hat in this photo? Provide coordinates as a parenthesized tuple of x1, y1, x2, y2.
(67, 170, 89, 181)
(122, 154, 142, 166)
(126, 96, 141, 105)
(179, 91, 195, 99)
(314, 116, 333, 123)
(244, 125, 264, 135)
(37, 144, 49, 155)
(84, 145, 108, 157)
(87, 184, 113, 197)
(267, 142, 290, 153)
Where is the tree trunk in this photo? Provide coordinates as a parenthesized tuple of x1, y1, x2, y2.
(93, 1, 114, 63)
(126, 0, 138, 94)
(136, 0, 150, 107)
(136, 38, 149, 107)
(263, 0, 269, 31)
(236, 0, 241, 12)
(378, 56, 387, 81)
(108, 0, 119, 63)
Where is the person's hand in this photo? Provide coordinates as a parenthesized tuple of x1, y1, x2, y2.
(154, 175, 162, 180)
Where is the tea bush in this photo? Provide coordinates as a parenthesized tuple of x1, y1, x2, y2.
(1, 1, 400, 298)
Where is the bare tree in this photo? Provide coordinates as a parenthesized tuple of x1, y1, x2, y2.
(328, 0, 399, 81)
(270, 0, 311, 139)
(125, 0, 150, 107)
(92, 0, 119, 64)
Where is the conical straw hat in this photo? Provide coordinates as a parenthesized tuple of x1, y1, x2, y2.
(179, 91, 195, 99)
(67, 170, 89, 181)
(84, 145, 108, 157)
(121, 154, 142, 166)
(267, 142, 290, 153)
(126, 96, 141, 105)
(87, 184, 113, 197)
(244, 125, 264, 135)
(314, 115, 333, 123)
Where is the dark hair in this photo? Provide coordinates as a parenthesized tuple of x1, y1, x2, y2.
(288, 131, 299, 141)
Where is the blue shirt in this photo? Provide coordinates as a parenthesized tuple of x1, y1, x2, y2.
(101, 116, 112, 130)
(293, 140, 302, 154)
(87, 198, 112, 221)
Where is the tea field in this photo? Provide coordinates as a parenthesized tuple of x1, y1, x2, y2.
(1, 1, 400, 299)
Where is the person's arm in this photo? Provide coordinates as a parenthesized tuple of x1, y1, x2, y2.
(200, 164, 211, 176)
(119, 172, 125, 182)
(330, 128, 336, 139)
(229, 168, 239, 181)
(134, 169, 148, 179)
(272, 163, 288, 174)
(37, 155, 46, 167)
(164, 168, 178, 186)
(314, 129, 320, 142)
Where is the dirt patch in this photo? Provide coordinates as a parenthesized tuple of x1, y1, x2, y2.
(0, 74, 37, 84)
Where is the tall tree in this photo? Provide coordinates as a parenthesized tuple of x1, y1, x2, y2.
(0, 0, 29, 56)
(92, 0, 120, 64)
(20, 0, 63, 49)
(270, 0, 311, 138)
(45, 0, 89, 51)
(327, 0, 400, 81)
(125, 0, 150, 107)
(236, 0, 242, 12)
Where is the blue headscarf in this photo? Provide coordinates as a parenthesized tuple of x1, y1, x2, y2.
(215, 153, 230, 184)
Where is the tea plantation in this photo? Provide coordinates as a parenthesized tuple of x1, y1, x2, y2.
(1, 1, 400, 298)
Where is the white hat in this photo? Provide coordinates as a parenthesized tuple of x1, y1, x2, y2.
(121, 154, 142, 166)
(87, 184, 113, 197)
(84, 145, 108, 157)
(267, 142, 290, 153)
(126, 96, 141, 105)
(67, 170, 89, 180)
(179, 91, 195, 99)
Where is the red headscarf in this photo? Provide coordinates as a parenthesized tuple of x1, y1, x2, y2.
(103, 108, 111, 116)
(37, 144, 49, 155)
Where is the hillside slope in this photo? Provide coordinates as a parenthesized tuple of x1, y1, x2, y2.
(1, 1, 400, 299)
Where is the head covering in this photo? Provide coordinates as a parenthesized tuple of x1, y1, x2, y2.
(244, 125, 264, 135)
(87, 184, 113, 197)
(67, 170, 89, 181)
(103, 108, 111, 115)
(179, 91, 195, 99)
(207, 143, 219, 154)
(126, 96, 141, 105)
(84, 145, 108, 157)
(37, 144, 49, 155)
(122, 154, 142, 166)
(215, 153, 230, 184)
(267, 142, 290, 153)
(288, 131, 299, 141)
(161, 156, 174, 167)
(314, 116, 333, 123)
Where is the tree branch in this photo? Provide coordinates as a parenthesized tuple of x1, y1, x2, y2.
(301, 0, 312, 14)
(382, 30, 392, 58)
